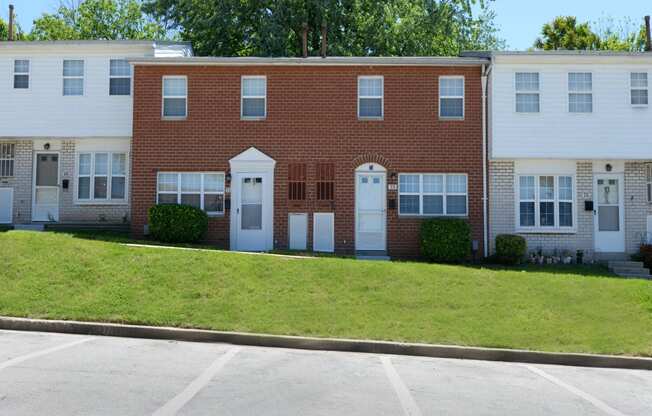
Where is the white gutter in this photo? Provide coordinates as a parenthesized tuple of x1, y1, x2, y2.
(481, 63, 491, 258)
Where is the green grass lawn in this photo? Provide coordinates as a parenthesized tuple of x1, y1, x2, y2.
(2, 230, 652, 356)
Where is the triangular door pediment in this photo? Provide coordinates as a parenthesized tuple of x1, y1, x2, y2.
(229, 147, 275, 164)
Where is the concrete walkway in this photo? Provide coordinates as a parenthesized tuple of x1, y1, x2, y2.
(0, 330, 651, 415)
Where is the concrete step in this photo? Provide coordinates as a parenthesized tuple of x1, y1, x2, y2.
(610, 266, 650, 274)
(613, 272, 652, 279)
(608, 261, 645, 269)
(13, 224, 45, 231)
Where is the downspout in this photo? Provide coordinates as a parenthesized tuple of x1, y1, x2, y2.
(481, 62, 492, 258)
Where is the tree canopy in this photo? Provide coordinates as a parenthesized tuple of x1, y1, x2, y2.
(534, 15, 647, 51)
(143, 0, 504, 57)
(28, 0, 167, 40)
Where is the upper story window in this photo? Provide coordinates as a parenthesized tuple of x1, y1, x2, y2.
(288, 163, 306, 200)
(162, 76, 187, 119)
(109, 59, 131, 96)
(0, 143, 15, 177)
(316, 163, 335, 200)
(241, 76, 267, 119)
(518, 175, 574, 229)
(13, 59, 29, 89)
(439, 76, 464, 119)
(157, 172, 225, 215)
(63, 60, 84, 96)
(515, 72, 540, 113)
(399, 173, 468, 216)
(631, 72, 648, 106)
(358, 76, 383, 119)
(77, 152, 127, 202)
(568, 72, 592, 113)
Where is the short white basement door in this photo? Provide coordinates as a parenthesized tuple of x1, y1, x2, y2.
(0, 188, 12, 224)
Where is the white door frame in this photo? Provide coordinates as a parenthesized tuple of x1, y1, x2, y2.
(355, 163, 387, 252)
(593, 173, 625, 253)
(32, 151, 60, 222)
(229, 147, 276, 251)
(0, 188, 13, 224)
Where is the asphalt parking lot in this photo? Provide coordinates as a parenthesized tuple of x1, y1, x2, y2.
(1, 329, 651, 415)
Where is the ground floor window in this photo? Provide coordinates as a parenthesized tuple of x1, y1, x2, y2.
(316, 163, 335, 200)
(647, 164, 652, 203)
(77, 152, 127, 202)
(157, 172, 225, 215)
(518, 175, 574, 229)
(398, 173, 467, 216)
(0, 143, 15, 177)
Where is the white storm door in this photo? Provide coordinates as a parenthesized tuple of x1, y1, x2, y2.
(0, 188, 12, 224)
(235, 173, 269, 251)
(355, 172, 386, 251)
(32, 153, 59, 222)
(594, 174, 625, 253)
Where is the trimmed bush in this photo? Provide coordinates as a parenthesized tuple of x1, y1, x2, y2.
(148, 204, 209, 243)
(420, 218, 471, 263)
(495, 234, 527, 265)
(640, 244, 652, 271)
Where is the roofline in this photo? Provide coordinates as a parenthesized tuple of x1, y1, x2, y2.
(0, 40, 193, 48)
(128, 56, 490, 67)
(462, 50, 652, 58)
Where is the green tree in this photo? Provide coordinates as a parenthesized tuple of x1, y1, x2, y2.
(28, 0, 167, 40)
(0, 16, 25, 40)
(143, 0, 504, 57)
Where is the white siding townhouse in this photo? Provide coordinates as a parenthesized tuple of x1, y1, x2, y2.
(471, 51, 652, 260)
(0, 40, 192, 226)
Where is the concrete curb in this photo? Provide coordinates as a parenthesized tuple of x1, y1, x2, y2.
(1, 316, 651, 371)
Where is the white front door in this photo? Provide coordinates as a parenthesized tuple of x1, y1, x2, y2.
(0, 188, 12, 224)
(594, 174, 625, 253)
(233, 172, 270, 251)
(32, 152, 59, 222)
(355, 172, 386, 251)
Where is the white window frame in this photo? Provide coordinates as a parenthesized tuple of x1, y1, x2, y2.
(156, 172, 225, 216)
(75, 152, 128, 204)
(62, 59, 85, 96)
(568, 72, 592, 113)
(161, 75, 188, 119)
(398, 173, 468, 217)
(13, 58, 30, 90)
(515, 174, 576, 233)
(439, 75, 465, 119)
(241, 75, 267, 120)
(357, 75, 384, 119)
(109, 59, 132, 96)
(646, 164, 652, 203)
(0, 143, 15, 177)
(630, 72, 648, 107)
(514, 72, 540, 113)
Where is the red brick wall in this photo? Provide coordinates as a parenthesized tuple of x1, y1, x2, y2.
(131, 64, 485, 257)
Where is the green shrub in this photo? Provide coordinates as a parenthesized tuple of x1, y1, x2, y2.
(495, 234, 527, 265)
(420, 218, 471, 263)
(148, 204, 208, 243)
(639, 244, 652, 271)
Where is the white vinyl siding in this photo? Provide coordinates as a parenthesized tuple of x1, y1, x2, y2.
(109, 59, 131, 96)
(517, 175, 574, 230)
(162, 76, 187, 118)
(358, 76, 383, 119)
(439, 76, 464, 119)
(13, 59, 29, 89)
(515, 72, 539, 113)
(76, 152, 127, 202)
(398, 173, 467, 216)
(568, 72, 592, 113)
(157, 172, 225, 215)
(241, 76, 267, 119)
(0, 143, 15, 177)
(63, 59, 84, 96)
(631, 72, 648, 106)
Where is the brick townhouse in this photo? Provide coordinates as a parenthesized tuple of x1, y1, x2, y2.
(128, 57, 490, 257)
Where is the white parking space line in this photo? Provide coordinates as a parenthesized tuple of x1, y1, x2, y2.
(0, 337, 93, 371)
(152, 346, 241, 416)
(522, 364, 629, 416)
(380, 356, 423, 416)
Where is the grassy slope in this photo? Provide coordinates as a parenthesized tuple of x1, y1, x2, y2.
(2, 231, 652, 356)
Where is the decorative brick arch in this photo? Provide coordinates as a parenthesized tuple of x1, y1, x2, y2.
(350, 153, 392, 171)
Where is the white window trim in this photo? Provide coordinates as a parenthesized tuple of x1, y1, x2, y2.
(357, 75, 384, 120)
(514, 72, 540, 113)
(439, 75, 465, 120)
(630, 71, 648, 108)
(567, 71, 593, 114)
(62, 59, 85, 96)
(109, 58, 132, 96)
(156, 172, 225, 216)
(75, 152, 129, 205)
(241, 75, 267, 120)
(161, 75, 188, 120)
(0, 143, 15, 178)
(398, 173, 468, 217)
(515, 174, 577, 234)
(13, 58, 30, 90)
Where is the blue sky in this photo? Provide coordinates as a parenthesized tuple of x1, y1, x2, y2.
(1, 0, 651, 50)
